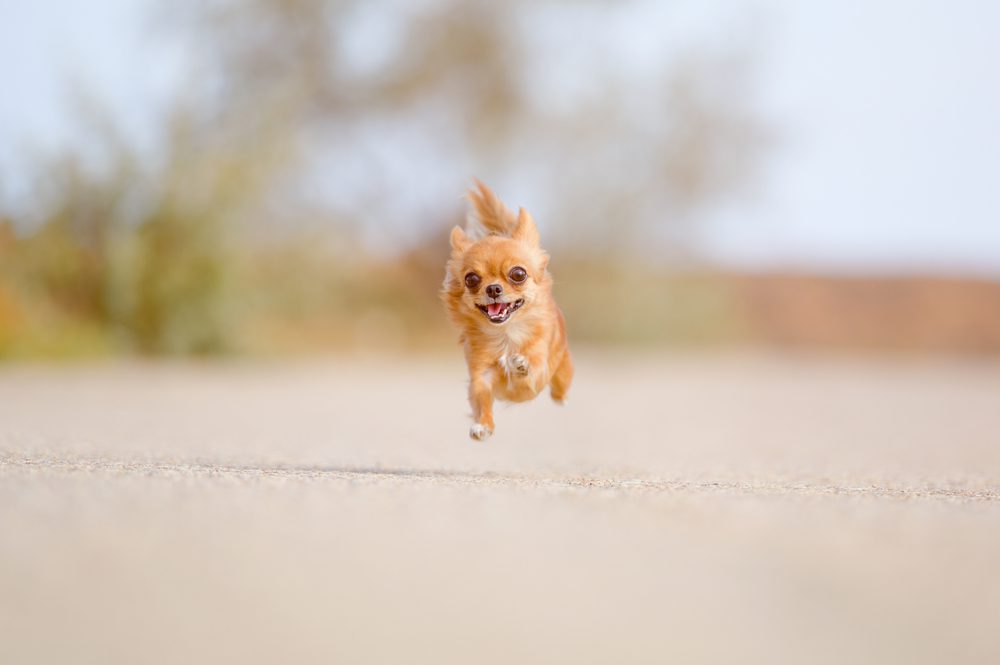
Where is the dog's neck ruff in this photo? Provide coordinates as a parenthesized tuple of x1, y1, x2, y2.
(477, 307, 535, 355)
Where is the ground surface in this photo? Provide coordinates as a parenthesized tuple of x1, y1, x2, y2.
(1, 352, 999, 664)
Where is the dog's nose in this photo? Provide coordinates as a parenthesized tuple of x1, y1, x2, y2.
(485, 284, 503, 299)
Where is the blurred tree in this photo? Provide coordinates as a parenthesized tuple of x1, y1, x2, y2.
(0, 0, 770, 356)
(173, 0, 770, 252)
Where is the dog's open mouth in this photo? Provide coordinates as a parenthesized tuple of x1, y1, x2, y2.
(476, 298, 525, 324)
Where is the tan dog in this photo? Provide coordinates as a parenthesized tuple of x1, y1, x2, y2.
(442, 180, 573, 440)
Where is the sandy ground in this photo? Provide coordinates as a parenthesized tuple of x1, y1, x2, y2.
(1, 351, 999, 664)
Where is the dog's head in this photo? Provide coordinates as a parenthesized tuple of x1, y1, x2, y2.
(445, 208, 550, 327)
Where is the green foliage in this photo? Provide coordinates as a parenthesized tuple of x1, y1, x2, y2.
(0, 145, 237, 357)
(556, 261, 744, 347)
(0, 0, 768, 359)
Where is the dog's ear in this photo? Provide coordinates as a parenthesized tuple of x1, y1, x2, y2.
(512, 207, 540, 247)
(449, 225, 470, 253)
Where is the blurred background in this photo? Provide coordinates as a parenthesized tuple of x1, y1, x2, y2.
(3, 0, 998, 359)
(4, 5, 1000, 664)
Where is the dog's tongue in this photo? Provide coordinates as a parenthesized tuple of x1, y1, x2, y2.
(487, 302, 504, 317)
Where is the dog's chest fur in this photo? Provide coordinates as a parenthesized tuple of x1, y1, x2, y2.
(478, 316, 547, 400)
(480, 316, 532, 360)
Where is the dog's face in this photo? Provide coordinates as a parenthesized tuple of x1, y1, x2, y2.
(445, 208, 550, 327)
(457, 236, 541, 324)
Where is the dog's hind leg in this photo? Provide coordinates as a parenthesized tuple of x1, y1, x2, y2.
(549, 351, 574, 404)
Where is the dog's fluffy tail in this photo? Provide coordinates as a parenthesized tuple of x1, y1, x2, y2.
(465, 179, 517, 240)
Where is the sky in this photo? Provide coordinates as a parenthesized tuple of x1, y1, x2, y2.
(1, 0, 998, 276)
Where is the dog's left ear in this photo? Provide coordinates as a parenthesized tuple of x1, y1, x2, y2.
(449, 225, 470, 253)
(512, 207, 541, 247)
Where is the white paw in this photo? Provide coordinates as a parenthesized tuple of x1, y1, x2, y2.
(500, 354, 529, 376)
(469, 423, 493, 441)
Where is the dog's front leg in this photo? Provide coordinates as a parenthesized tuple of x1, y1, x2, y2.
(503, 339, 549, 396)
(468, 369, 495, 440)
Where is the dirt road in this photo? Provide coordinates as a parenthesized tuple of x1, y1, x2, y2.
(2, 352, 999, 664)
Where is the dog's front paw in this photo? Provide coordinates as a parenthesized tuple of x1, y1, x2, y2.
(469, 423, 493, 441)
(500, 354, 529, 376)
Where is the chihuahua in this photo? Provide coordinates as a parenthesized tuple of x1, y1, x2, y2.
(442, 180, 573, 440)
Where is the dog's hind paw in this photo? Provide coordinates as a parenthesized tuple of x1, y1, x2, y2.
(469, 423, 493, 441)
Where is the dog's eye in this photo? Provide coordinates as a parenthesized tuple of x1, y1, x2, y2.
(464, 272, 481, 289)
(508, 266, 528, 284)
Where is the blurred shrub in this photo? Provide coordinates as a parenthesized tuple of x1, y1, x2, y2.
(0, 165, 746, 358)
(18, 1, 991, 358)
(556, 261, 744, 346)
(5, 194, 999, 357)
(0, 124, 240, 357)
(1, 0, 767, 359)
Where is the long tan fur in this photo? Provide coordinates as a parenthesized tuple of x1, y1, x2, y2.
(443, 180, 573, 440)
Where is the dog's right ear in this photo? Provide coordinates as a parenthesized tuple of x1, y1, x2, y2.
(512, 208, 541, 247)
(450, 225, 470, 253)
